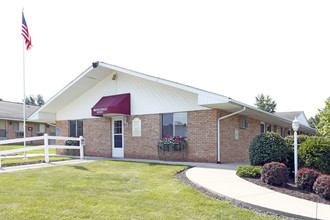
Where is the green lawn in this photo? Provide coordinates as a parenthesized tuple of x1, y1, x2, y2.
(0, 144, 56, 155)
(1, 156, 72, 167)
(0, 161, 280, 219)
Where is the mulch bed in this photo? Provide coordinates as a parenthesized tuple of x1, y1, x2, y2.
(174, 168, 300, 220)
(242, 176, 330, 205)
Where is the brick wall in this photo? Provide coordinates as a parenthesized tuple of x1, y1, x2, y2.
(83, 118, 111, 157)
(6, 120, 51, 145)
(125, 114, 161, 160)
(218, 111, 260, 163)
(186, 109, 218, 163)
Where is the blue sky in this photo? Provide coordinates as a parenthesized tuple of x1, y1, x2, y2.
(0, 0, 329, 118)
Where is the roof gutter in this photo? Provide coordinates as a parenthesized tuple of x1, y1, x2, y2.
(217, 107, 246, 163)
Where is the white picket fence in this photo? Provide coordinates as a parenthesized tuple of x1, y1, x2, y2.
(0, 134, 85, 168)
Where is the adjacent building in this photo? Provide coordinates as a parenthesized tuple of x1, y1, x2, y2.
(0, 101, 55, 144)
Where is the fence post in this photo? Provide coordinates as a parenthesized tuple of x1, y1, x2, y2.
(44, 134, 49, 163)
(79, 136, 84, 160)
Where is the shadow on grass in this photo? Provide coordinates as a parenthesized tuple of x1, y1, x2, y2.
(69, 165, 90, 171)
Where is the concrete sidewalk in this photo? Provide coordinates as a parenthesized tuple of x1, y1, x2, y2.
(186, 166, 330, 220)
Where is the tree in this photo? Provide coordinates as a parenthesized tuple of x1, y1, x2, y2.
(255, 94, 277, 113)
(308, 115, 320, 129)
(316, 97, 330, 136)
(25, 95, 36, 106)
(36, 94, 45, 106)
(25, 94, 45, 107)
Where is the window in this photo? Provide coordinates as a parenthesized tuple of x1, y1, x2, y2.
(260, 122, 265, 133)
(240, 119, 248, 129)
(69, 120, 83, 137)
(34, 123, 46, 133)
(13, 121, 24, 131)
(162, 112, 187, 138)
(281, 127, 285, 137)
(267, 124, 273, 132)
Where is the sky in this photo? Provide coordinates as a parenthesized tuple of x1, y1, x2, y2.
(0, 0, 329, 119)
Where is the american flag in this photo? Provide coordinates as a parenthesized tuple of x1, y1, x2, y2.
(22, 12, 32, 50)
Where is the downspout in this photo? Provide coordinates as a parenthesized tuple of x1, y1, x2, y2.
(217, 107, 246, 163)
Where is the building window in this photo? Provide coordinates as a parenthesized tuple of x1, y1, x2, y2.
(69, 120, 83, 137)
(162, 112, 187, 138)
(34, 123, 46, 133)
(240, 119, 248, 129)
(13, 121, 24, 132)
(267, 124, 273, 132)
(260, 122, 265, 133)
(281, 127, 285, 137)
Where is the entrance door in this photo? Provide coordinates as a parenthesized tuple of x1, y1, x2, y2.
(112, 119, 124, 158)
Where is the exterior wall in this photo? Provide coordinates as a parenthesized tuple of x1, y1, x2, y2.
(218, 111, 260, 163)
(5, 120, 52, 145)
(186, 109, 218, 163)
(56, 72, 207, 121)
(83, 118, 111, 157)
(125, 114, 161, 160)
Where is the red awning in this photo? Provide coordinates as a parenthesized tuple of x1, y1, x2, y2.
(91, 93, 131, 117)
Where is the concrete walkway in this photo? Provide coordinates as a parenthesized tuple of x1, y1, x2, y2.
(186, 166, 330, 220)
(1, 156, 329, 219)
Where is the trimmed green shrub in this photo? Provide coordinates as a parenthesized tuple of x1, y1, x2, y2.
(249, 132, 288, 166)
(313, 175, 330, 200)
(236, 166, 261, 178)
(296, 168, 321, 192)
(284, 135, 310, 174)
(299, 137, 330, 174)
(261, 162, 289, 186)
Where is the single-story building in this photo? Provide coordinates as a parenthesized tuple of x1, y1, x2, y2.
(29, 62, 315, 163)
(0, 101, 55, 144)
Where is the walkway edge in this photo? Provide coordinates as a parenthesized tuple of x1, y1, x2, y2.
(186, 167, 330, 220)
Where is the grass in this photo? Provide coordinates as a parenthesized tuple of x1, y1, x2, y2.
(1, 156, 73, 167)
(0, 144, 56, 155)
(0, 161, 281, 219)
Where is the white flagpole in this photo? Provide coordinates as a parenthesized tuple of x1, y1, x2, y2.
(22, 9, 27, 159)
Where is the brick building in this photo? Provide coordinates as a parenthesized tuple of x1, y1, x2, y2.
(29, 62, 315, 163)
(0, 101, 55, 144)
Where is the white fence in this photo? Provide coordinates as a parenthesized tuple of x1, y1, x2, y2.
(0, 134, 85, 168)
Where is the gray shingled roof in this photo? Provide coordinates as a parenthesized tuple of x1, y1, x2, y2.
(0, 101, 40, 120)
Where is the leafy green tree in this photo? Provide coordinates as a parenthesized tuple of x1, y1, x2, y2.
(308, 115, 320, 129)
(316, 97, 330, 136)
(255, 94, 277, 113)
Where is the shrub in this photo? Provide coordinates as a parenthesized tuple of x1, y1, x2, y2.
(236, 166, 261, 178)
(296, 168, 321, 191)
(299, 137, 330, 174)
(313, 175, 330, 200)
(249, 132, 288, 166)
(261, 162, 289, 186)
(284, 135, 309, 174)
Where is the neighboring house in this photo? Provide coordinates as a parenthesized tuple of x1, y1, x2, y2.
(29, 62, 315, 163)
(274, 111, 312, 133)
(0, 101, 55, 144)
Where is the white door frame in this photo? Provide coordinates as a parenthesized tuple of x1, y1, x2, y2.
(111, 116, 124, 158)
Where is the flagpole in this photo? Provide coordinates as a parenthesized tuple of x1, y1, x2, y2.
(22, 9, 27, 159)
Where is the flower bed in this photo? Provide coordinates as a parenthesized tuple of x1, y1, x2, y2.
(157, 136, 187, 161)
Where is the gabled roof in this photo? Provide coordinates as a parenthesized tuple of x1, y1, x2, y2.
(274, 111, 303, 121)
(29, 61, 315, 134)
(0, 101, 39, 121)
(275, 111, 311, 128)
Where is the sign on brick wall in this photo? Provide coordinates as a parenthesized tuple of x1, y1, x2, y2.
(132, 118, 141, 137)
